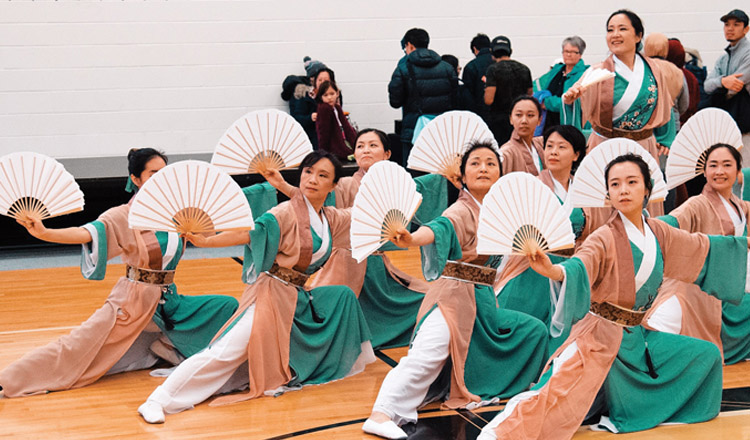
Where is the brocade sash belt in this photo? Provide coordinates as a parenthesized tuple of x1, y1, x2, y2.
(441, 260, 496, 286)
(125, 265, 175, 286)
(593, 125, 653, 141)
(266, 263, 309, 288)
(589, 301, 647, 327)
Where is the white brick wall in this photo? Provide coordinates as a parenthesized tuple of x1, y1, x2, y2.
(0, 0, 740, 169)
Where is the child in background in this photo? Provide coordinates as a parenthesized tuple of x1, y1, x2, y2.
(316, 80, 357, 161)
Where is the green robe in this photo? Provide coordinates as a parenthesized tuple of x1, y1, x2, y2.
(83, 222, 238, 358)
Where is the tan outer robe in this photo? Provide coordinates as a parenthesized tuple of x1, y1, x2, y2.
(414, 190, 489, 408)
(491, 215, 712, 440)
(500, 131, 545, 176)
(497, 170, 615, 289)
(644, 185, 750, 353)
(0, 204, 165, 397)
(311, 168, 430, 295)
(209, 193, 353, 405)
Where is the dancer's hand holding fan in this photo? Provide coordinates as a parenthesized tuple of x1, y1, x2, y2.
(477, 172, 575, 259)
(563, 67, 616, 103)
(350, 161, 422, 262)
(408, 111, 498, 188)
(128, 160, 254, 237)
(0, 152, 84, 227)
(211, 109, 313, 176)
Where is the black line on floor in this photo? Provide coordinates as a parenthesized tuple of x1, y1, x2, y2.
(230, 256, 243, 266)
(264, 408, 444, 439)
(375, 349, 398, 368)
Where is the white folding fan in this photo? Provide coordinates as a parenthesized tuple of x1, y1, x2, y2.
(129, 160, 254, 234)
(408, 111, 498, 180)
(211, 109, 313, 175)
(569, 138, 668, 208)
(350, 161, 422, 263)
(580, 67, 615, 89)
(0, 152, 84, 222)
(477, 172, 575, 256)
(665, 108, 743, 189)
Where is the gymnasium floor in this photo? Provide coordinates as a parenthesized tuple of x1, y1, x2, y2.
(2, 247, 749, 439)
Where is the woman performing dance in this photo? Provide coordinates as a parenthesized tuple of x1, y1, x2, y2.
(478, 153, 748, 439)
(138, 151, 374, 424)
(267, 128, 443, 348)
(647, 143, 750, 364)
(0, 148, 239, 397)
(362, 141, 549, 439)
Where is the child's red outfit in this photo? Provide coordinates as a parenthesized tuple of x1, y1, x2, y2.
(316, 103, 357, 160)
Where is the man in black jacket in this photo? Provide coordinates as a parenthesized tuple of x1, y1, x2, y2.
(462, 33, 494, 122)
(388, 28, 458, 165)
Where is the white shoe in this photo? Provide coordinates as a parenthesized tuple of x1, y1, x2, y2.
(476, 428, 497, 440)
(138, 400, 165, 424)
(362, 419, 407, 439)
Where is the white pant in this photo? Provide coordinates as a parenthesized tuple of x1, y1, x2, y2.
(147, 305, 255, 414)
(373, 308, 450, 425)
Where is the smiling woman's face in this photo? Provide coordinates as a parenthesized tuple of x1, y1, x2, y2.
(462, 147, 501, 192)
(606, 13, 641, 57)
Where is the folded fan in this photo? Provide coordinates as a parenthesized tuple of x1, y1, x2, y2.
(0, 152, 84, 222)
(580, 67, 616, 89)
(351, 161, 422, 263)
(665, 108, 743, 189)
(477, 172, 575, 256)
(129, 160, 254, 234)
(569, 138, 667, 208)
(211, 109, 312, 175)
(408, 111, 498, 181)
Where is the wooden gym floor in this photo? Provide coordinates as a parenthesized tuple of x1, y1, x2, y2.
(2, 248, 750, 439)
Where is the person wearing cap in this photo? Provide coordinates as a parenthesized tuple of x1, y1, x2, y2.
(704, 9, 750, 161)
(388, 28, 458, 165)
(462, 33, 494, 122)
(484, 35, 533, 145)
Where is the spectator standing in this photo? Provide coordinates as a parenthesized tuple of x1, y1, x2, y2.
(533, 36, 590, 134)
(667, 38, 700, 126)
(462, 33, 494, 121)
(441, 54, 473, 110)
(704, 9, 750, 161)
(315, 81, 357, 161)
(484, 36, 533, 145)
(388, 28, 457, 165)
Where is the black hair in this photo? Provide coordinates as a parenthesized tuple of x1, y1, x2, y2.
(704, 143, 742, 171)
(492, 48, 511, 58)
(127, 148, 167, 178)
(315, 80, 339, 104)
(441, 54, 459, 72)
(470, 33, 491, 51)
(607, 9, 644, 39)
(510, 95, 542, 116)
(604, 153, 653, 198)
(543, 125, 587, 173)
(312, 68, 336, 89)
(298, 150, 344, 183)
(459, 140, 503, 179)
(402, 28, 429, 49)
(355, 128, 391, 152)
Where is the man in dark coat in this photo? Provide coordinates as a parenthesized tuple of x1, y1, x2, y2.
(388, 28, 458, 165)
(462, 33, 494, 122)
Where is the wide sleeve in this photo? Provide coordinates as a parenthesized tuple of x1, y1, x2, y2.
(413, 174, 448, 225)
(79, 207, 128, 280)
(420, 216, 462, 281)
(658, 221, 747, 304)
(242, 212, 281, 284)
(242, 182, 279, 220)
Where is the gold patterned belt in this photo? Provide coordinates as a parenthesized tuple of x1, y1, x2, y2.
(593, 125, 653, 141)
(266, 263, 309, 288)
(125, 265, 175, 286)
(441, 260, 496, 286)
(589, 301, 646, 327)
